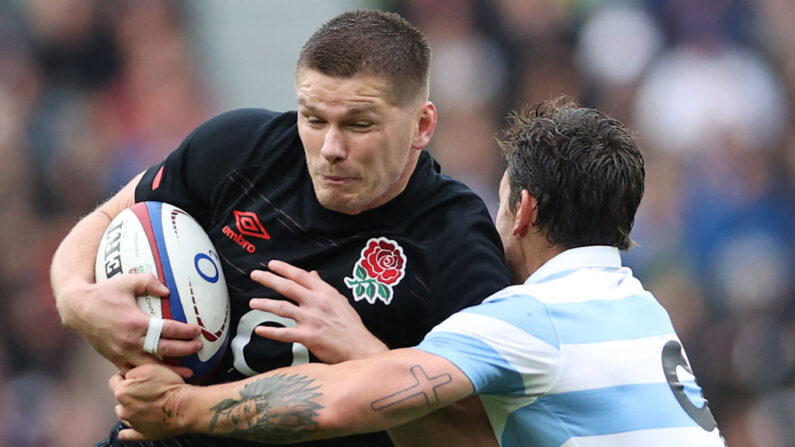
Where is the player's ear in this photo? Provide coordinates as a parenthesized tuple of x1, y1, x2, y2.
(412, 101, 437, 150)
(513, 189, 537, 237)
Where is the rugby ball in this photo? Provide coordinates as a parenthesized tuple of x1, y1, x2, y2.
(95, 201, 230, 383)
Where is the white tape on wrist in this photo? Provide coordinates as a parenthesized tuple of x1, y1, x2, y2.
(143, 317, 165, 357)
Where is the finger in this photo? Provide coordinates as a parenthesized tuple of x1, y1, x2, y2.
(159, 319, 202, 340)
(271, 261, 336, 295)
(251, 270, 308, 304)
(126, 273, 169, 297)
(254, 325, 302, 344)
(249, 298, 300, 320)
(268, 260, 321, 288)
(126, 362, 186, 382)
(308, 269, 342, 296)
(156, 337, 203, 358)
(114, 407, 135, 432)
(115, 361, 133, 376)
(108, 372, 125, 392)
(167, 365, 195, 380)
(131, 355, 194, 380)
(118, 428, 146, 442)
(142, 317, 165, 356)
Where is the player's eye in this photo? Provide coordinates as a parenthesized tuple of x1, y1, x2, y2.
(305, 116, 326, 126)
(349, 121, 373, 131)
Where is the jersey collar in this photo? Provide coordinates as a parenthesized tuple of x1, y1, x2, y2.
(524, 246, 623, 285)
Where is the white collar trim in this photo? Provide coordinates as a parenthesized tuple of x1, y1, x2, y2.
(524, 246, 622, 285)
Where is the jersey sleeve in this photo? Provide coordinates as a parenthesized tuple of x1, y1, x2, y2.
(135, 108, 283, 225)
(416, 293, 560, 397)
(422, 193, 512, 332)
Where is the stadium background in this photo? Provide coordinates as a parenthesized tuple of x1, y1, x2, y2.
(0, 0, 793, 445)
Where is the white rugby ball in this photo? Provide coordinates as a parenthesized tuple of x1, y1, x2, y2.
(95, 201, 230, 383)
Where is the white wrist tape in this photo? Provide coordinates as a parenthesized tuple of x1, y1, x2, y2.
(143, 317, 165, 357)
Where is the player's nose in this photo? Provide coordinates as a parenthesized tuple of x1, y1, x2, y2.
(320, 127, 347, 162)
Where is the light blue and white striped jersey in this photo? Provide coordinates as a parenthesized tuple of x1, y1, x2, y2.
(417, 246, 724, 447)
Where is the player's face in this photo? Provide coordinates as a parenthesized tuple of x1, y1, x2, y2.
(296, 70, 431, 215)
(496, 171, 524, 284)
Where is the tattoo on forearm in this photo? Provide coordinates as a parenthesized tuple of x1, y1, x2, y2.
(208, 373, 323, 443)
(370, 365, 452, 411)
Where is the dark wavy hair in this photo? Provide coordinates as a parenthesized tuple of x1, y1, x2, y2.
(296, 10, 431, 105)
(497, 97, 645, 250)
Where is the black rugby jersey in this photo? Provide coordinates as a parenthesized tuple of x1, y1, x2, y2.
(121, 108, 510, 447)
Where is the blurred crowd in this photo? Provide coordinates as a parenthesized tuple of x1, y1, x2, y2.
(0, 0, 792, 446)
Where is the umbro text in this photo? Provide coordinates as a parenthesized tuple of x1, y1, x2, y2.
(222, 225, 256, 253)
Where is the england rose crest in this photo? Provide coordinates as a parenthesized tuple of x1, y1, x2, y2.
(344, 237, 407, 305)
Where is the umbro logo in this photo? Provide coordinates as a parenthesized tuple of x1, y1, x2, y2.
(222, 210, 270, 253)
(233, 210, 270, 239)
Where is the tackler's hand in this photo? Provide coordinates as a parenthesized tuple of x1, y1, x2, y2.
(110, 364, 190, 441)
(249, 260, 388, 364)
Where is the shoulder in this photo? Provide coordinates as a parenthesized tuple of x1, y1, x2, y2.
(406, 154, 495, 235)
(468, 287, 558, 342)
(188, 108, 296, 147)
(418, 288, 561, 395)
(203, 107, 283, 127)
(401, 153, 510, 293)
(421, 153, 486, 204)
(420, 173, 503, 266)
(422, 287, 559, 351)
(179, 108, 302, 172)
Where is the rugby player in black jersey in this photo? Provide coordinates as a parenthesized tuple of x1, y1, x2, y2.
(51, 10, 509, 447)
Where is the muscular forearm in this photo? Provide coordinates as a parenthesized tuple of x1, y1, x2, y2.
(192, 359, 444, 442)
(119, 349, 475, 444)
(183, 365, 349, 443)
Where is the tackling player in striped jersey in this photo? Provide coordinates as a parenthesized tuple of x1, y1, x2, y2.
(110, 97, 725, 446)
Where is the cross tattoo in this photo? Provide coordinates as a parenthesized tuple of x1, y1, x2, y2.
(370, 365, 453, 411)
